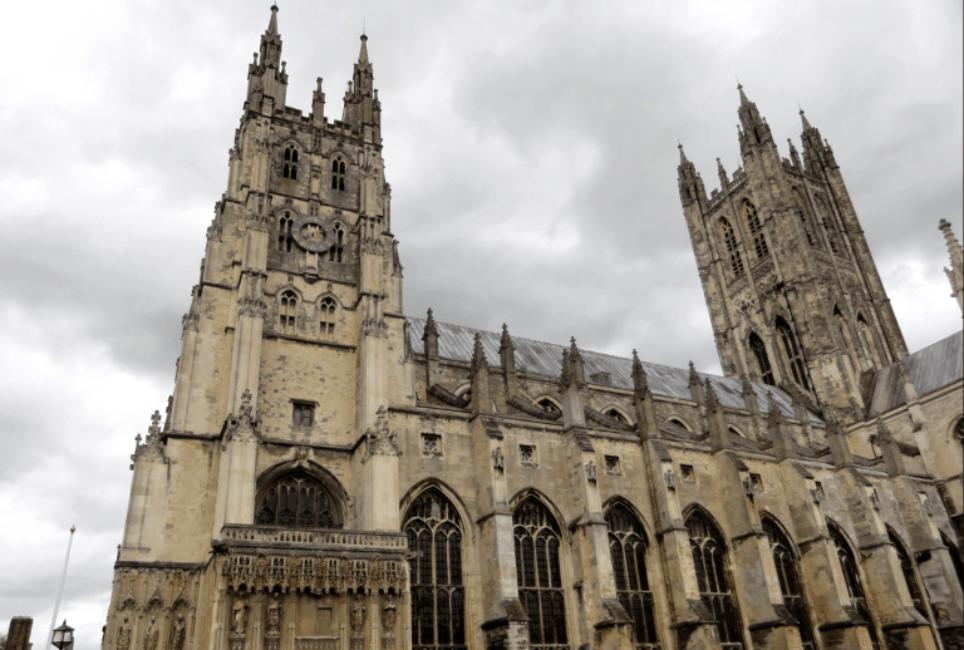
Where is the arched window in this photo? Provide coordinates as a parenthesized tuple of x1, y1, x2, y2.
(743, 201, 769, 260)
(686, 510, 744, 649)
(888, 529, 929, 618)
(763, 518, 815, 650)
(514, 497, 567, 650)
(814, 196, 840, 254)
(328, 222, 345, 262)
(279, 290, 298, 331)
(537, 398, 561, 417)
(606, 503, 659, 649)
(319, 297, 336, 336)
(829, 521, 879, 649)
(604, 408, 631, 427)
(719, 218, 745, 278)
(282, 145, 299, 180)
(278, 211, 294, 252)
(331, 158, 346, 191)
(404, 488, 465, 650)
(776, 317, 810, 389)
(255, 469, 341, 528)
(748, 332, 774, 385)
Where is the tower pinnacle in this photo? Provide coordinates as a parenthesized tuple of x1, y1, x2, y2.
(939, 218, 964, 311)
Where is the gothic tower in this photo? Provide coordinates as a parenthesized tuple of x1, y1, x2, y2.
(678, 86, 908, 418)
(107, 7, 408, 649)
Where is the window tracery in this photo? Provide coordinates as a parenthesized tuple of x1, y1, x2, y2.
(686, 510, 744, 649)
(743, 201, 769, 260)
(404, 488, 466, 650)
(328, 222, 345, 262)
(319, 296, 336, 336)
(748, 332, 774, 385)
(888, 529, 929, 618)
(278, 211, 294, 252)
(606, 503, 659, 649)
(279, 290, 298, 331)
(282, 145, 299, 180)
(331, 158, 347, 191)
(537, 398, 561, 417)
(775, 317, 810, 389)
(762, 518, 815, 650)
(255, 470, 341, 528)
(720, 218, 745, 278)
(513, 497, 568, 650)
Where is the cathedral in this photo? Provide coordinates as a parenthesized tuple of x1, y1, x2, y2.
(102, 7, 964, 650)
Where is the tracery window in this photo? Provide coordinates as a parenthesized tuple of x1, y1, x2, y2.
(279, 290, 298, 331)
(328, 222, 345, 262)
(776, 317, 810, 389)
(686, 510, 744, 649)
(255, 470, 341, 528)
(319, 296, 336, 336)
(278, 211, 294, 252)
(282, 145, 299, 180)
(763, 518, 815, 650)
(720, 218, 745, 278)
(331, 158, 347, 191)
(829, 521, 879, 650)
(743, 201, 769, 260)
(514, 497, 568, 650)
(748, 332, 774, 385)
(404, 488, 466, 650)
(888, 529, 929, 618)
(606, 503, 659, 649)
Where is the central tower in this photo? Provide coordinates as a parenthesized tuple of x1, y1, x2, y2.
(677, 87, 908, 418)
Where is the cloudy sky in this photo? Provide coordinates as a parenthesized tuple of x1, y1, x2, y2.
(0, 0, 960, 645)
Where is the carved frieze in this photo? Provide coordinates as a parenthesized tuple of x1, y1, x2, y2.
(222, 554, 406, 594)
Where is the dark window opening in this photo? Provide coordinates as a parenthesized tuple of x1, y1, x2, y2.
(331, 158, 347, 192)
(776, 317, 810, 390)
(255, 470, 341, 528)
(749, 332, 774, 385)
(744, 201, 769, 260)
(292, 401, 314, 428)
(282, 145, 299, 180)
(279, 290, 298, 331)
(829, 522, 880, 650)
(278, 212, 294, 252)
(328, 223, 345, 262)
(319, 296, 336, 336)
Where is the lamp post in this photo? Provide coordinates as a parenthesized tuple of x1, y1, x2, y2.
(47, 525, 76, 649)
(51, 620, 74, 649)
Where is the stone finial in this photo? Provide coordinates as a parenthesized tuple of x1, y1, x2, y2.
(631, 349, 649, 395)
(938, 218, 964, 311)
(565, 338, 586, 387)
(499, 323, 513, 353)
(716, 157, 728, 187)
(149, 410, 162, 437)
(703, 378, 720, 411)
(470, 333, 488, 373)
(423, 308, 438, 339)
(687, 361, 699, 387)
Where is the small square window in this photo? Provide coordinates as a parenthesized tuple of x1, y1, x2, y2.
(519, 444, 537, 466)
(680, 464, 695, 482)
(604, 455, 621, 475)
(421, 433, 442, 457)
(292, 401, 315, 428)
(749, 472, 764, 490)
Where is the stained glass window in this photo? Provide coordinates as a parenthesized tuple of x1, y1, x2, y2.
(514, 497, 568, 650)
(606, 503, 659, 649)
(829, 521, 879, 650)
(686, 511, 744, 649)
(762, 518, 815, 650)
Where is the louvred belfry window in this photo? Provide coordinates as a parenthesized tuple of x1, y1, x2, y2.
(514, 497, 568, 650)
(255, 470, 341, 528)
(763, 519, 815, 650)
(686, 511, 744, 649)
(331, 158, 346, 191)
(829, 522, 880, 650)
(606, 503, 659, 649)
(404, 488, 466, 650)
(720, 218, 745, 278)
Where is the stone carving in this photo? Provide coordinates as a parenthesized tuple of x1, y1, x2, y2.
(144, 615, 160, 650)
(585, 460, 597, 483)
(492, 446, 505, 472)
(265, 597, 282, 650)
(116, 618, 131, 650)
(170, 615, 186, 650)
(363, 406, 400, 460)
(131, 410, 166, 466)
(382, 594, 397, 650)
(226, 389, 260, 443)
(223, 554, 405, 594)
(232, 599, 248, 634)
(350, 595, 366, 650)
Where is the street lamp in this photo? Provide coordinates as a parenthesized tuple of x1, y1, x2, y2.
(51, 620, 74, 649)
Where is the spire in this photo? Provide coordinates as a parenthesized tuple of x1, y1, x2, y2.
(678, 141, 688, 165)
(311, 77, 326, 124)
(342, 33, 380, 141)
(499, 323, 513, 353)
(939, 218, 964, 311)
(737, 82, 749, 106)
(423, 307, 438, 340)
(798, 107, 836, 173)
(716, 157, 729, 188)
(267, 4, 279, 35)
(245, 4, 287, 113)
(787, 138, 801, 169)
(358, 33, 370, 65)
(799, 107, 812, 131)
(676, 143, 706, 207)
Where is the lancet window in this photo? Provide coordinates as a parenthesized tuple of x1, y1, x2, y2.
(331, 158, 347, 191)
(279, 290, 298, 331)
(514, 497, 568, 650)
(282, 145, 299, 180)
(328, 222, 345, 262)
(319, 296, 336, 336)
(748, 332, 774, 385)
(404, 488, 466, 650)
(278, 211, 294, 252)
(762, 518, 815, 650)
(829, 521, 879, 649)
(604, 408, 631, 426)
(720, 218, 745, 278)
(606, 503, 659, 649)
(255, 470, 341, 528)
(686, 510, 744, 649)
(743, 201, 769, 260)
(775, 317, 809, 389)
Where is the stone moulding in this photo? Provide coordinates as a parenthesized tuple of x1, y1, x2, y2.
(220, 553, 407, 595)
(218, 525, 408, 552)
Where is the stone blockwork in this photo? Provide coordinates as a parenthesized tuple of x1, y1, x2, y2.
(101, 7, 964, 650)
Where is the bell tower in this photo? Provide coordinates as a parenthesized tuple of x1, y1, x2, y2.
(678, 86, 907, 419)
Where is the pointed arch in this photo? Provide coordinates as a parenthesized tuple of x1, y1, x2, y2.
(317, 294, 338, 337)
(761, 514, 815, 650)
(719, 217, 745, 278)
(605, 499, 659, 649)
(254, 460, 346, 529)
(281, 142, 300, 180)
(684, 506, 744, 649)
(775, 316, 810, 390)
(277, 209, 295, 252)
(512, 492, 568, 650)
(748, 330, 774, 385)
(330, 156, 347, 191)
(792, 187, 817, 247)
(940, 531, 963, 589)
(602, 405, 632, 427)
(666, 417, 692, 432)
(535, 396, 562, 417)
(403, 486, 466, 650)
(827, 519, 880, 648)
(886, 527, 929, 618)
(278, 287, 300, 332)
(328, 220, 346, 262)
(855, 313, 880, 366)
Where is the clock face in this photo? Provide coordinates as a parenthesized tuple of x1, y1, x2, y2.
(291, 215, 336, 253)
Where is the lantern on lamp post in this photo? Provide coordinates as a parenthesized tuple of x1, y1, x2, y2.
(51, 620, 74, 649)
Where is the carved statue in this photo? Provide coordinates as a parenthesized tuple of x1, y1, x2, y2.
(116, 618, 131, 650)
(350, 597, 366, 633)
(145, 615, 159, 650)
(382, 594, 397, 631)
(231, 599, 248, 634)
(171, 615, 186, 650)
(585, 459, 597, 483)
(266, 597, 282, 634)
(492, 447, 505, 472)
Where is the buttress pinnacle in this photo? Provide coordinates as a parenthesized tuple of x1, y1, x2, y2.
(267, 5, 279, 35)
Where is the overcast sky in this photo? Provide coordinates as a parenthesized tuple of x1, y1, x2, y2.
(0, 0, 961, 646)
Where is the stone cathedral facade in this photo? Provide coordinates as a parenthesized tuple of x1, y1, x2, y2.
(101, 7, 964, 650)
